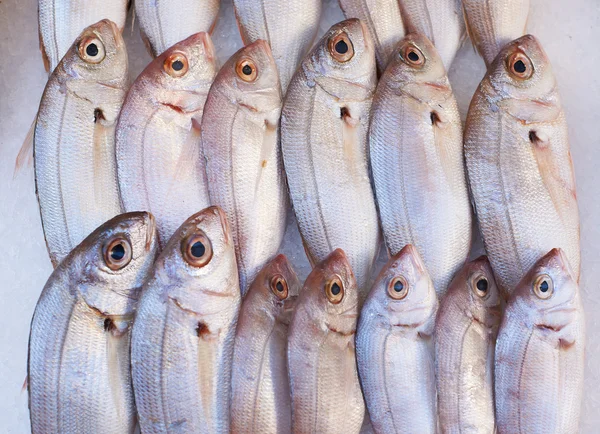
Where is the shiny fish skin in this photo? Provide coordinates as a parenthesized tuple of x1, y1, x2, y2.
(369, 33, 471, 295)
(230, 255, 301, 434)
(397, 0, 464, 69)
(338, 0, 405, 73)
(464, 35, 580, 294)
(135, 0, 220, 57)
(288, 249, 364, 434)
(281, 19, 380, 295)
(28, 212, 159, 434)
(35, 20, 128, 267)
(202, 40, 286, 295)
(131, 207, 240, 434)
(38, 0, 128, 72)
(233, 0, 321, 91)
(462, 0, 530, 67)
(116, 32, 216, 248)
(356, 245, 438, 434)
(495, 248, 584, 433)
(434, 256, 501, 434)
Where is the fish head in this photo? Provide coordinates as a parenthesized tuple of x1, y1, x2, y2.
(368, 245, 438, 330)
(73, 212, 159, 316)
(459, 256, 503, 328)
(307, 19, 377, 99)
(62, 19, 128, 88)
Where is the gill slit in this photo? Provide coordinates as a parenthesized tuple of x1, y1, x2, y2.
(229, 107, 247, 284)
(313, 330, 329, 432)
(250, 325, 277, 431)
(159, 302, 172, 429)
(399, 101, 416, 244)
(383, 329, 400, 433)
(57, 95, 71, 247)
(56, 300, 77, 432)
(517, 329, 535, 434)
(140, 108, 160, 216)
(457, 320, 475, 431)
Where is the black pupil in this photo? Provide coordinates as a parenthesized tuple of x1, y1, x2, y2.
(110, 243, 125, 261)
(86, 43, 99, 57)
(276, 281, 284, 292)
(514, 60, 527, 73)
(242, 64, 253, 75)
(540, 280, 549, 292)
(190, 241, 206, 258)
(172, 60, 184, 71)
(408, 50, 420, 62)
(393, 280, 404, 292)
(476, 278, 488, 292)
(331, 283, 341, 296)
(335, 40, 349, 54)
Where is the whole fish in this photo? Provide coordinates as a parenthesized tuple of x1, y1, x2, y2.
(462, 0, 530, 67)
(397, 0, 464, 69)
(434, 256, 502, 434)
(116, 32, 216, 247)
(495, 248, 584, 433)
(288, 249, 364, 434)
(28, 212, 159, 434)
(131, 206, 241, 434)
(202, 40, 287, 295)
(230, 254, 301, 434)
(356, 244, 438, 434)
(464, 35, 580, 294)
(233, 0, 321, 90)
(338, 0, 406, 73)
(369, 33, 471, 295)
(35, 19, 128, 267)
(281, 19, 380, 295)
(38, 0, 128, 72)
(135, 0, 220, 56)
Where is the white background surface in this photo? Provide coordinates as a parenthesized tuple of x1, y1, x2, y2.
(0, 0, 598, 432)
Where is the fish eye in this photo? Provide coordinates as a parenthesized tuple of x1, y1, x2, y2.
(387, 276, 409, 300)
(236, 58, 258, 82)
(471, 273, 490, 299)
(103, 237, 132, 270)
(328, 32, 354, 63)
(164, 52, 189, 77)
(533, 274, 554, 299)
(78, 36, 106, 64)
(270, 274, 289, 300)
(401, 45, 425, 67)
(325, 275, 344, 304)
(507, 51, 534, 80)
(181, 231, 213, 267)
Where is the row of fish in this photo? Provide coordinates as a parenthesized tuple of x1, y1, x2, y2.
(28, 207, 584, 433)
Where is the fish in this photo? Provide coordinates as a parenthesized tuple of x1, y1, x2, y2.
(495, 248, 584, 433)
(288, 249, 364, 434)
(397, 0, 465, 69)
(34, 19, 128, 267)
(201, 40, 287, 295)
(464, 35, 580, 294)
(434, 256, 502, 434)
(135, 0, 220, 57)
(462, 0, 530, 67)
(281, 19, 380, 296)
(230, 254, 301, 434)
(338, 0, 406, 73)
(38, 0, 128, 72)
(131, 206, 241, 434)
(369, 33, 471, 295)
(116, 32, 217, 248)
(356, 244, 438, 434)
(232, 0, 321, 91)
(28, 212, 159, 434)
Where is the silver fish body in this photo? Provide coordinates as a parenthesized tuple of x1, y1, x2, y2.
(397, 0, 464, 69)
(116, 32, 217, 247)
(35, 20, 128, 267)
(38, 0, 128, 72)
(233, 0, 321, 91)
(495, 248, 584, 433)
(135, 0, 220, 56)
(28, 212, 159, 434)
(288, 249, 364, 434)
(202, 40, 287, 295)
(131, 206, 241, 434)
(338, 0, 405, 72)
(281, 19, 380, 295)
(462, 0, 530, 67)
(434, 256, 502, 434)
(356, 245, 438, 434)
(230, 255, 300, 434)
(369, 33, 471, 295)
(464, 35, 580, 294)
